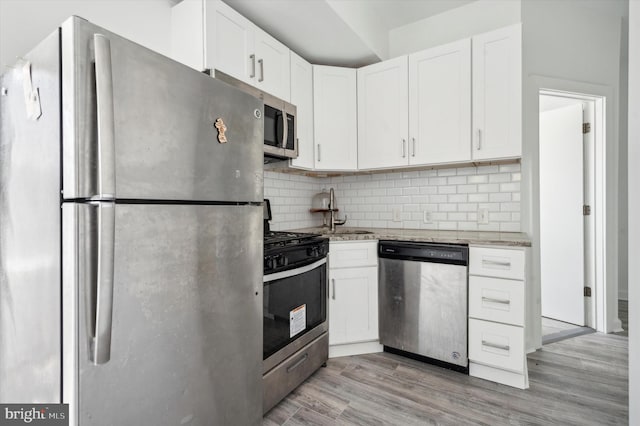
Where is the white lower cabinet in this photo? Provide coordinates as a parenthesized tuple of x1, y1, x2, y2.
(328, 241, 382, 357)
(468, 245, 529, 389)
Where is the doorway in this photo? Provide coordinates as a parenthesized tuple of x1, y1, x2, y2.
(538, 90, 600, 341)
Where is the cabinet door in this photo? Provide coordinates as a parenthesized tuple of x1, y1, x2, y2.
(472, 23, 521, 160)
(357, 56, 409, 170)
(329, 267, 378, 345)
(313, 65, 358, 171)
(206, 0, 255, 85)
(290, 52, 314, 169)
(409, 39, 471, 165)
(254, 29, 291, 101)
(170, 0, 205, 71)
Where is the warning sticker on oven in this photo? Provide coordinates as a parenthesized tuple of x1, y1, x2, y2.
(290, 304, 306, 338)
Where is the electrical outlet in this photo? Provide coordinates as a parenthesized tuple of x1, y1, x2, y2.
(477, 207, 489, 224)
(392, 207, 402, 222)
(423, 210, 433, 224)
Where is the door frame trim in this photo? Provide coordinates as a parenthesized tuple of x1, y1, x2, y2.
(523, 75, 620, 351)
(538, 90, 596, 329)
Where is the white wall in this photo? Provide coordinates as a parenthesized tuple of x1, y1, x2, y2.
(388, 0, 521, 57)
(520, 0, 623, 334)
(628, 2, 638, 423)
(0, 0, 172, 71)
(326, 0, 389, 60)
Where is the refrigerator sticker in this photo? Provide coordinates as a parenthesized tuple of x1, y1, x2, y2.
(289, 304, 306, 338)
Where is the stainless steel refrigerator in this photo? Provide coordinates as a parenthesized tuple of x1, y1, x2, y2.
(0, 17, 264, 425)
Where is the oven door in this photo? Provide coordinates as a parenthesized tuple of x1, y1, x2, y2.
(263, 258, 327, 373)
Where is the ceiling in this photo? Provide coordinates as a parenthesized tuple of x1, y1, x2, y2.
(222, 0, 474, 67)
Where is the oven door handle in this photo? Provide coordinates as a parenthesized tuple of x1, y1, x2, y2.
(263, 258, 327, 283)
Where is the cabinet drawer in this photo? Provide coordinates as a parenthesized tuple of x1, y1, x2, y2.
(469, 319, 524, 373)
(469, 276, 524, 326)
(469, 246, 525, 280)
(329, 241, 378, 268)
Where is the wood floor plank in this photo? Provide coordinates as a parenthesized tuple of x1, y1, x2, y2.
(265, 329, 628, 425)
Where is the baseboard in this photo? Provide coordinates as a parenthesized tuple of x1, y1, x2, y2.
(329, 341, 383, 358)
(612, 317, 624, 333)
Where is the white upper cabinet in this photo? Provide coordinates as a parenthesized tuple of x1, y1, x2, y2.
(171, 1, 291, 101)
(170, 0, 206, 71)
(205, 0, 255, 85)
(289, 52, 314, 170)
(313, 65, 358, 171)
(409, 39, 471, 165)
(357, 56, 409, 170)
(252, 27, 291, 100)
(472, 23, 522, 161)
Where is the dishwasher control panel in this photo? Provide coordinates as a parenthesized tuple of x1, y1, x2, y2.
(378, 241, 468, 266)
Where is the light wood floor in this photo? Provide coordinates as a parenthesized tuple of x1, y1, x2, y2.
(264, 331, 628, 425)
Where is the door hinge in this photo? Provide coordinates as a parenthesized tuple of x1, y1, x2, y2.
(583, 122, 591, 134)
(584, 287, 592, 297)
(583, 205, 591, 216)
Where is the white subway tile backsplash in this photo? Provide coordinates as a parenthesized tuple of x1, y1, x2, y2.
(264, 163, 521, 232)
(477, 183, 500, 193)
(448, 194, 467, 203)
(447, 176, 467, 185)
(419, 169, 439, 177)
(457, 184, 478, 194)
(489, 173, 511, 183)
(429, 177, 448, 186)
(500, 182, 521, 192)
(490, 193, 512, 202)
(499, 164, 521, 173)
(468, 193, 489, 203)
(456, 167, 477, 176)
(437, 168, 457, 177)
(467, 175, 488, 184)
(438, 186, 457, 194)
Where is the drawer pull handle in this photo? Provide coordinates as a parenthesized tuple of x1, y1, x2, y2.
(482, 340, 510, 351)
(482, 297, 511, 305)
(286, 353, 309, 373)
(482, 259, 511, 268)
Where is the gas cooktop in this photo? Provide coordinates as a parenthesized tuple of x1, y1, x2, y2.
(264, 230, 320, 247)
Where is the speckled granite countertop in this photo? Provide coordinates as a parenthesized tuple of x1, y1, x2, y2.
(291, 227, 531, 247)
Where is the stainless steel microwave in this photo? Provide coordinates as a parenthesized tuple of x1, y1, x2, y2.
(214, 70, 297, 163)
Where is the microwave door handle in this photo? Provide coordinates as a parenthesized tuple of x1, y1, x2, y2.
(281, 109, 288, 148)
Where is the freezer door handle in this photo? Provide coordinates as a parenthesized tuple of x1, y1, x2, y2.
(94, 34, 116, 200)
(89, 202, 116, 364)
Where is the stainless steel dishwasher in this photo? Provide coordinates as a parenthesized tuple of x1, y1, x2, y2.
(378, 240, 469, 372)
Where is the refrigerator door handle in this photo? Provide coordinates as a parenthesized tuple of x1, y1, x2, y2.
(90, 202, 116, 365)
(94, 34, 116, 200)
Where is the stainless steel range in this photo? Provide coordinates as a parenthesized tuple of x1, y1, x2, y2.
(262, 200, 329, 414)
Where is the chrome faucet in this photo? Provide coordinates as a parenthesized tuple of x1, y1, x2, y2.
(329, 188, 347, 232)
